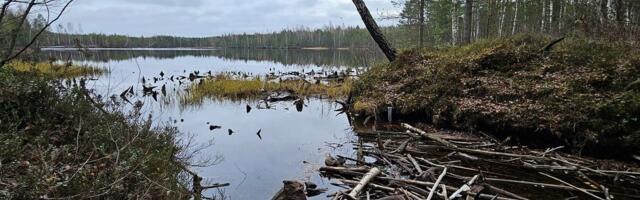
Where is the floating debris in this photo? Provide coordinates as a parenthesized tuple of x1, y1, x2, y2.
(209, 125, 222, 131)
(256, 129, 262, 140)
(228, 129, 234, 135)
(142, 85, 156, 94)
(294, 98, 304, 112)
(271, 180, 327, 200)
(246, 104, 252, 113)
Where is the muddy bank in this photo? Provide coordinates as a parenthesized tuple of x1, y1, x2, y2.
(350, 35, 640, 159)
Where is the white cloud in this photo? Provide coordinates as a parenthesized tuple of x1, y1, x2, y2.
(56, 0, 400, 37)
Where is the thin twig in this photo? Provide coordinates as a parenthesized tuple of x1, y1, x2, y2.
(539, 172, 605, 200)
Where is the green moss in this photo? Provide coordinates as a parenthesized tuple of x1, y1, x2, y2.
(353, 34, 640, 155)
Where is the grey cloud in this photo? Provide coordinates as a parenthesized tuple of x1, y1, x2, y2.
(58, 0, 399, 37)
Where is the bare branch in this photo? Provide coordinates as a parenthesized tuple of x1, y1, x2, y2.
(0, 0, 74, 67)
(0, 0, 15, 24)
(1, 0, 36, 66)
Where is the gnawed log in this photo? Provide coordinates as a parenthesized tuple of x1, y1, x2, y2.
(347, 167, 381, 199)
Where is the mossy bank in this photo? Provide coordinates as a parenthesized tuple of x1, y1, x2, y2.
(352, 35, 640, 158)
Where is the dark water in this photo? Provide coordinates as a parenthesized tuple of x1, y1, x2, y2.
(43, 48, 380, 199)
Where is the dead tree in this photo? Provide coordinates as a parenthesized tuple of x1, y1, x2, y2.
(352, 0, 397, 62)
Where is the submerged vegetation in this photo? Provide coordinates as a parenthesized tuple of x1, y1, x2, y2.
(182, 73, 353, 104)
(0, 66, 190, 199)
(352, 35, 640, 157)
(8, 60, 106, 78)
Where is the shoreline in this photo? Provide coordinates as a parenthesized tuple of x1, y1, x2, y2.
(41, 46, 371, 51)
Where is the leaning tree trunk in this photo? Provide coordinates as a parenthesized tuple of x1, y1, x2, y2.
(352, 0, 397, 62)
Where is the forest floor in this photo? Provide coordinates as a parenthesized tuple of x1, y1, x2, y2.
(0, 63, 192, 199)
(350, 34, 640, 159)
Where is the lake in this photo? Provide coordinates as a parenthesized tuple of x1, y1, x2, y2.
(41, 48, 382, 199)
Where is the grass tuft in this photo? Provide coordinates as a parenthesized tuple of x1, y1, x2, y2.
(181, 73, 352, 105)
(8, 60, 107, 78)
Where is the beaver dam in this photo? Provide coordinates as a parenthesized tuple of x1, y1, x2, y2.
(316, 123, 640, 200)
(7, 37, 639, 200)
(294, 36, 640, 200)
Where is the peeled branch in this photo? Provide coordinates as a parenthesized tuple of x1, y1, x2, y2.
(347, 167, 381, 199)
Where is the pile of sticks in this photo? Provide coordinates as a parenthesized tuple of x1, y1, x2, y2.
(321, 123, 640, 200)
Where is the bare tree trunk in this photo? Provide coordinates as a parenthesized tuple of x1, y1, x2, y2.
(498, 0, 507, 37)
(615, 0, 626, 26)
(614, 0, 626, 38)
(352, 0, 397, 62)
(512, 0, 519, 35)
(464, 0, 473, 44)
(601, 0, 609, 25)
(452, 0, 459, 45)
(419, 0, 425, 48)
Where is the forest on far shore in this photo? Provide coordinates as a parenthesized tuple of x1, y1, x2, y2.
(2, 0, 639, 50)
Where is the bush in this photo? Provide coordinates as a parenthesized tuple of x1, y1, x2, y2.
(0, 67, 191, 199)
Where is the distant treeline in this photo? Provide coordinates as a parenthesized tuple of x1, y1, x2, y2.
(36, 26, 406, 49)
(39, 49, 381, 68)
(3, 0, 640, 52)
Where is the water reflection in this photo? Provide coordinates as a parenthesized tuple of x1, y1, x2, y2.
(40, 48, 381, 68)
(47, 49, 374, 199)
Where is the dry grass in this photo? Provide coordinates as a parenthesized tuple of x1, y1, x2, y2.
(181, 74, 352, 104)
(8, 60, 106, 78)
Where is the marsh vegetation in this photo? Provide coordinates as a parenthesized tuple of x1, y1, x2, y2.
(2, 0, 640, 199)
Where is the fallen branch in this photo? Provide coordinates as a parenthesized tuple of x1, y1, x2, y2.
(402, 123, 457, 148)
(406, 154, 423, 174)
(347, 167, 381, 199)
(426, 167, 447, 200)
(448, 175, 479, 199)
(539, 172, 605, 200)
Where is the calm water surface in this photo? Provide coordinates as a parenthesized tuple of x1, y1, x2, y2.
(43, 49, 380, 199)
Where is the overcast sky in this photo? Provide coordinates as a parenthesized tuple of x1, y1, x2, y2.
(54, 0, 400, 37)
